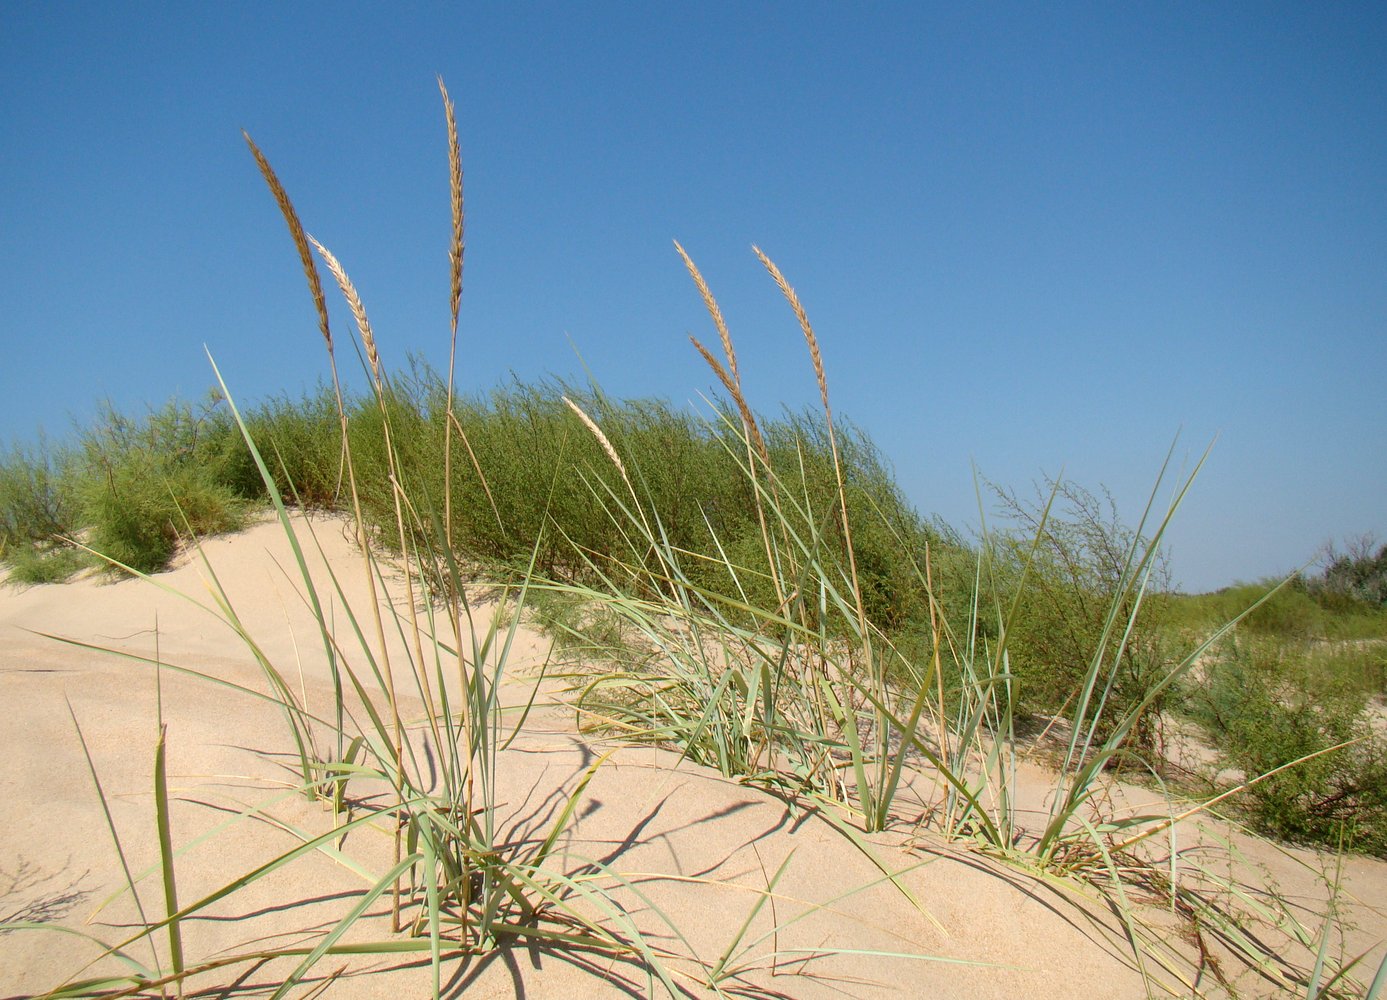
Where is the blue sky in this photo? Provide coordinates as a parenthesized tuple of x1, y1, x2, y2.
(2, 3, 1383, 593)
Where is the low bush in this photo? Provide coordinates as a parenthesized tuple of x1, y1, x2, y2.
(1179, 580, 1329, 638)
(0, 437, 88, 583)
(74, 397, 249, 574)
(0, 437, 77, 548)
(983, 478, 1174, 755)
(1170, 548, 1387, 643)
(1190, 635, 1387, 855)
(1314, 535, 1387, 608)
(236, 386, 342, 506)
(2, 540, 89, 584)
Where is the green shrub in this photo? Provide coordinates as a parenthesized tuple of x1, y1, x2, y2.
(0, 438, 77, 547)
(984, 478, 1173, 754)
(1169, 545, 1387, 641)
(0, 365, 942, 635)
(1241, 580, 1326, 637)
(241, 386, 344, 507)
(313, 363, 946, 639)
(1314, 536, 1387, 608)
(76, 397, 249, 574)
(0, 437, 87, 583)
(1191, 636, 1387, 855)
(81, 462, 244, 573)
(3, 542, 89, 584)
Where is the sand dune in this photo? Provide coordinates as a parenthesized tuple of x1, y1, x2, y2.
(3, 514, 1384, 998)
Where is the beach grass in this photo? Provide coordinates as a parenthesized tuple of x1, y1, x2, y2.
(6, 79, 1386, 999)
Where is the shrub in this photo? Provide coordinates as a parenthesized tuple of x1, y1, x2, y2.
(1312, 535, 1387, 609)
(1191, 635, 1387, 855)
(0, 437, 77, 547)
(241, 386, 344, 507)
(0, 437, 86, 583)
(3, 541, 89, 584)
(985, 478, 1173, 754)
(76, 396, 248, 574)
(308, 360, 947, 639)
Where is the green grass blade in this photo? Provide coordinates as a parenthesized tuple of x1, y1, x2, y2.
(208, 351, 345, 762)
(1367, 949, 1387, 1000)
(153, 724, 184, 990)
(270, 854, 423, 1000)
(710, 848, 795, 982)
(62, 698, 164, 991)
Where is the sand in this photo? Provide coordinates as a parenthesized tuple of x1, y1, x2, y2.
(2, 513, 1384, 999)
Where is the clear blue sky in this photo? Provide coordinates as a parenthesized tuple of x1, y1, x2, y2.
(2, 3, 1383, 593)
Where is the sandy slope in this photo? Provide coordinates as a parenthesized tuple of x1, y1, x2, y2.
(2, 514, 1384, 999)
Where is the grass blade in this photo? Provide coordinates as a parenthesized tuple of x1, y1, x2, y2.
(153, 724, 184, 993)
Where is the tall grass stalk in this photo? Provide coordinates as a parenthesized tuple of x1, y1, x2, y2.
(152, 627, 184, 998)
(753, 245, 872, 687)
(439, 75, 464, 554)
(242, 132, 366, 781)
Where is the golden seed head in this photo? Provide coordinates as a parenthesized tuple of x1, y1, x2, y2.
(690, 335, 768, 468)
(563, 396, 626, 479)
(309, 236, 381, 385)
(243, 130, 333, 353)
(674, 240, 738, 386)
(753, 245, 830, 417)
(439, 77, 464, 335)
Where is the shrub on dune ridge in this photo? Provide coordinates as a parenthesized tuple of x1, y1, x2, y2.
(292, 358, 947, 632)
(0, 437, 76, 548)
(0, 363, 944, 607)
(0, 436, 83, 582)
(75, 397, 249, 574)
(238, 384, 345, 508)
(1, 397, 253, 580)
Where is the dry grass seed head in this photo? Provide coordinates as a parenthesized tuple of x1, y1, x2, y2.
(753, 245, 830, 416)
(674, 240, 739, 386)
(309, 236, 381, 385)
(689, 336, 769, 468)
(438, 77, 464, 333)
(242, 131, 333, 353)
(753, 245, 870, 650)
(563, 396, 628, 482)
